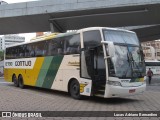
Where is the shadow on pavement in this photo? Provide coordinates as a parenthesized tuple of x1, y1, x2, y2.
(85, 96, 141, 105)
(7, 83, 70, 97)
(6, 83, 142, 105)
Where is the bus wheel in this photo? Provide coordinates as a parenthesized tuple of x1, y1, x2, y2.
(12, 75, 18, 87)
(69, 80, 81, 100)
(18, 75, 25, 89)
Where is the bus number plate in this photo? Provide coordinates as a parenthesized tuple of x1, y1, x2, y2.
(129, 89, 135, 93)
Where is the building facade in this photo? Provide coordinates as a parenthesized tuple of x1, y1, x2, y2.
(141, 40, 160, 60)
(0, 35, 25, 50)
(0, 0, 8, 5)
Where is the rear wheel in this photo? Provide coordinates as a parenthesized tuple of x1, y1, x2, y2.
(18, 75, 25, 89)
(69, 80, 81, 99)
(12, 75, 18, 87)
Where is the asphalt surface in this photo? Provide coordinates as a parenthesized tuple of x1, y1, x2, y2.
(0, 76, 160, 120)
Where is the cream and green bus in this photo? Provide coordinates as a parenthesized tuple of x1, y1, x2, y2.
(4, 27, 146, 99)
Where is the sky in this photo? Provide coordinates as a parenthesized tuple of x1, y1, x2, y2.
(4, 0, 39, 4)
(3, 0, 40, 41)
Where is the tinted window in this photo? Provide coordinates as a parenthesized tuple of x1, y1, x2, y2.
(145, 62, 160, 66)
(48, 38, 64, 56)
(29, 43, 36, 57)
(35, 41, 46, 57)
(6, 48, 11, 59)
(19, 45, 26, 58)
(5, 34, 80, 59)
(25, 44, 31, 57)
(83, 30, 101, 50)
(65, 34, 80, 55)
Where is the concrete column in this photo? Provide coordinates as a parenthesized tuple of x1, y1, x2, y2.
(50, 22, 58, 33)
(49, 21, 64, 33)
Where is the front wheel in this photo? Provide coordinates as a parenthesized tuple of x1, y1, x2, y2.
(69, 80, 81, 100)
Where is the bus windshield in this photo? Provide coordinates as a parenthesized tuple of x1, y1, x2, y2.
(103, 30, 145, 78)
(103, 30, 139, 45)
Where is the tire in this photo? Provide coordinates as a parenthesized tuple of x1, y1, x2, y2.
(13, 75, 18, 87)
(69, 80, 81, 100)
(18, 75, 25, 89)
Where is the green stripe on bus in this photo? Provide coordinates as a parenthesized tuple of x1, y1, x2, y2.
(36, 57, 53, 87)
(42, 56, 64, 89)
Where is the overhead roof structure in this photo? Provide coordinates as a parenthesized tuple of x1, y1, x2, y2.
(0, 0, 160, 42)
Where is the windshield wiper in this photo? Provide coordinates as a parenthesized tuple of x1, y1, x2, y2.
(129, 52, 142, 77)
(122, 52, 131, 78)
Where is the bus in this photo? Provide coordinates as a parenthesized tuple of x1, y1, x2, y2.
(145, 60, 160, 75)
(4, 27, 146, 99)
(142, 45, 160, 75)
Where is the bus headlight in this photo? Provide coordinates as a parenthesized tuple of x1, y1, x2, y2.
(107, 81, 122, 86)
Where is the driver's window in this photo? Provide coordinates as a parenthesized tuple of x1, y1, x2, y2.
(83, 30, 101, 50)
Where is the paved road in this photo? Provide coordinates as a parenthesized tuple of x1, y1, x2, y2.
(0, 77, 160, 120)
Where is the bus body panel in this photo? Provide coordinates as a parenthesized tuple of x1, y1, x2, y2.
(105, 84, 146, 98)
(104, 77, 146, 98)
(51, 55, 80, 91)
(50, 54, 92, 96)
(4, 55, 92, 96)
(4, 57, 44, 86)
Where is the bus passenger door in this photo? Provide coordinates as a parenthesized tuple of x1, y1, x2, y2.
(80, 47, 106, 96)
(80, 49, 93, 96)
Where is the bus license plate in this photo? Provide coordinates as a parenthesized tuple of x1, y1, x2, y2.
(129, 89, 135, 93)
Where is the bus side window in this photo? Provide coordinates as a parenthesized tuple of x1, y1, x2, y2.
(20, 45, 26, 58)
(25, 45, 30, 57)
(56, 38, 64, 55)
(6, 48, 11, 59)
(14, 46, 19, 58)
(48, 39, 58, 56)
(30, 44, 35, 57)
(35, 41, 45, 57)
(10, 48, 13, 59)
(48, 40, 53, 56)
(43, 41, 48, 56)
(65, 34, 80, 55)
(11, 47, 16, 59)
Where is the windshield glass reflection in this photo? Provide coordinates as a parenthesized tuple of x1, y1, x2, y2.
(103, 29, 145, 78)
(107, 45, 145, 78)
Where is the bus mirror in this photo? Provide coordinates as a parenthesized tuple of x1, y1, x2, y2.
(108, 42, 115, 57)
(101, 41, 115, 57)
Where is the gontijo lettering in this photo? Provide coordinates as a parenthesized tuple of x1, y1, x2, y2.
(15, 61, 31, 66)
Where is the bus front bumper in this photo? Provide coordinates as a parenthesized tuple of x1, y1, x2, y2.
(104, 83, 146, 98)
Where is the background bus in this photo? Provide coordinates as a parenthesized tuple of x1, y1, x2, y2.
(142, 45, 160, 75)
(145, 60, 160, 75)
(4, 27, 146, 99)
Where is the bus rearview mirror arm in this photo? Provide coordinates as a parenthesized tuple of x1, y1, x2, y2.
(101, 41, 115, 57)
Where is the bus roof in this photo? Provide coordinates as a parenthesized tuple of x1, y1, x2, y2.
(145, 60, 160, 66)
(80, 27, 135, 34)
(5, 31, 77, 48)
(5, 27, 135, 48)
(145, 60, 160, 62)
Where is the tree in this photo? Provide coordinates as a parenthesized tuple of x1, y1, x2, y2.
(0, 51, 4, 61)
